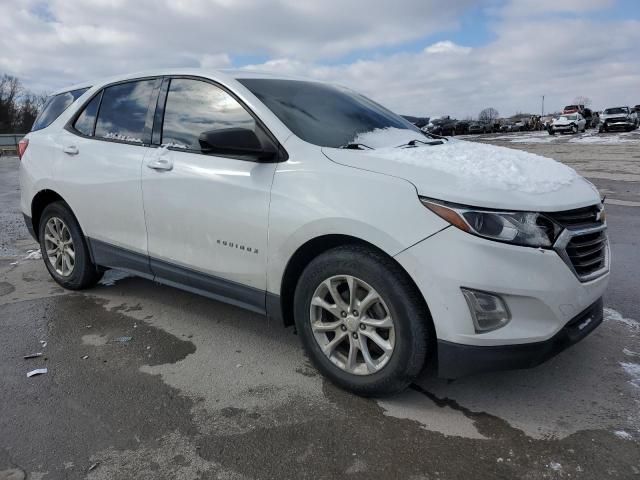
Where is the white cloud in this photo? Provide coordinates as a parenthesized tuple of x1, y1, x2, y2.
(1, 0, 639, 120)
(424, 41, 471, 55)
(499, 0, 615, 17)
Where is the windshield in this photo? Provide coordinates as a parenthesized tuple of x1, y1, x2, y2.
(604, 107, 626, 115)
(237, 78, 422, 148)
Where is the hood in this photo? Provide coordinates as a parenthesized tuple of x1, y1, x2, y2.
(553, 117, 574, 125)
(601, 112, 628, 119)
(323, 138, 600, 212)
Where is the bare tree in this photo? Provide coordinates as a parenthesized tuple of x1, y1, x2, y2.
(0, 74, 47, 133)
(0, 74, 22, 133)
(478, 107, 499, 123)
(572, 96, 592, 107)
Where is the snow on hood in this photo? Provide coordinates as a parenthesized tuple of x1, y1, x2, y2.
(324, 128, 599, 211)
(352, 127, 428, 148)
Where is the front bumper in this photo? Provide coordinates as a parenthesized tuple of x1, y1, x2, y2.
(437, 298, 603, 378)
(552, 124, 574, 131)
(394, 226, 609, 376)
(602, 120, 634, 129)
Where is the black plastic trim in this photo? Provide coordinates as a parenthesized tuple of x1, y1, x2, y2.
(87, 238, 269, 316)
(23, 214, 36, 241)
(437, 298, 604, 379)
(265, 292, 284, 324)
(149, 257, 266, 314)
(89, 238, 154, 279)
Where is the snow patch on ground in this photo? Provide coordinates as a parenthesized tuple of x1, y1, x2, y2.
(465, 128, 640, 145)
(604, 308, 640, 330)
(614, 430, 633, 440)
(548, 461, 562, 471)
(24, 249, 42, 260)
(620, 362, 640, 389)
(358, 131, 577, 193)
(99, 269, 133, 286)
(569, 131, 639, 144)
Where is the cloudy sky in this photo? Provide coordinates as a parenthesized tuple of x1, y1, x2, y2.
(1, 0, 638, 118)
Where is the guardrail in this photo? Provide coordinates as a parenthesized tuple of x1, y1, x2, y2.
(0, 133, 26, 156)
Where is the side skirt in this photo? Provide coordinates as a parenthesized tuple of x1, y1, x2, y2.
(88, 238, 283, 319)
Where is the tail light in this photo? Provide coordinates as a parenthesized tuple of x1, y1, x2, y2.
(17, 138, 29, 160)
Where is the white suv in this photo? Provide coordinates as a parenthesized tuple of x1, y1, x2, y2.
(19, 70, 609, 395)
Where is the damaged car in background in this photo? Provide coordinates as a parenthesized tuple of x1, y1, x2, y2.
(599, 106, 639, 132)
(549, 113, 587, 135)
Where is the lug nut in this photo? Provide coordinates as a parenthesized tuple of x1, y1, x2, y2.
(360, 324, 366, 330)
(341, 325, 347, 331)
(352, 333, 358, 339)
(340, 311, 347, 318)
(352, 310, 359, 317)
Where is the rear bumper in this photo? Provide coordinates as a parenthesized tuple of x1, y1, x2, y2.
(437, 298, 603, 378)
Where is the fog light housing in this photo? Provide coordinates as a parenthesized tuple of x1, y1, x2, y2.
(461, 288, 511, 333)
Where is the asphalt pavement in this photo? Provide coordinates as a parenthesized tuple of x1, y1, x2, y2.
(1, 138, 639, 479)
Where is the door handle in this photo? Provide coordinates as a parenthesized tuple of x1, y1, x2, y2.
(146, 158, 173, 171)
(63, 145, 79, 155)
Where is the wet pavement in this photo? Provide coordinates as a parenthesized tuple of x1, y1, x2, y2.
(1, 148, 639, 479)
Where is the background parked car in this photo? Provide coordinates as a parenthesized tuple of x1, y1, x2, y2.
(500, 122, 515, 132)
(454, 120, 471, 135)
(563, 104, 585, 114)
(426, 117, 457, 136)
(468, 121, 490, 134)
(599, 106, 639, 132)
(549, 113, 586, 135)
(401, 115, 430, 129)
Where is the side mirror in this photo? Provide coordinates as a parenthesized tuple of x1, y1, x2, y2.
(198, 127, 278, 161)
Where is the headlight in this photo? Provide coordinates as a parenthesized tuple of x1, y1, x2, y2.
(420, 198, 562, 248)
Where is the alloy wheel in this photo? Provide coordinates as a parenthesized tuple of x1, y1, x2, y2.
(309, 275, 395, 375)
(44, 216, 75, 277)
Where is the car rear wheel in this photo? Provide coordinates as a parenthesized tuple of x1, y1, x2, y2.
(294, 245, 429, 396)
(39, 201, 103, 290)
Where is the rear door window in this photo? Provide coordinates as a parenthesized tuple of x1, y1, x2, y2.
(31, 87, 89, 131)
(94, 80, 157, 144)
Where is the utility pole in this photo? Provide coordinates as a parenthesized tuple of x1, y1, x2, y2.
(541, 95, 545, 117)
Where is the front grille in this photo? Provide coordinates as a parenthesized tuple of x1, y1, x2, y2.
(565, 231, 607, 277)
(605, 117, 627, 123)
(550, 205, 608, 281)
(547, 205, 603, 229)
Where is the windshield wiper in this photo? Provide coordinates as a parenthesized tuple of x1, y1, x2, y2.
(394, 138, 445, 148)
(340, 143, 374, 150)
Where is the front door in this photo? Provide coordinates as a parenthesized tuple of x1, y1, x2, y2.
(141, 78, 278, 311)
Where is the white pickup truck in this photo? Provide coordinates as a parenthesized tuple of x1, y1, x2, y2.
(599, 106, 639, 132)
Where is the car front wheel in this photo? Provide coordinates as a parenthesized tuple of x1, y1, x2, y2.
(294, 245, 429, 396)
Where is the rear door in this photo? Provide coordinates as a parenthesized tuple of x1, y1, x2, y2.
(141, 77, 278, 311)
(57, 77, 160, 275)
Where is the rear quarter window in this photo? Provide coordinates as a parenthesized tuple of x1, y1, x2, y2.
(31, 87, 89, 132)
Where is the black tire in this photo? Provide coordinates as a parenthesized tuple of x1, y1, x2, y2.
(294, 245, 430, 396)
(38, 201, 103, 290)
